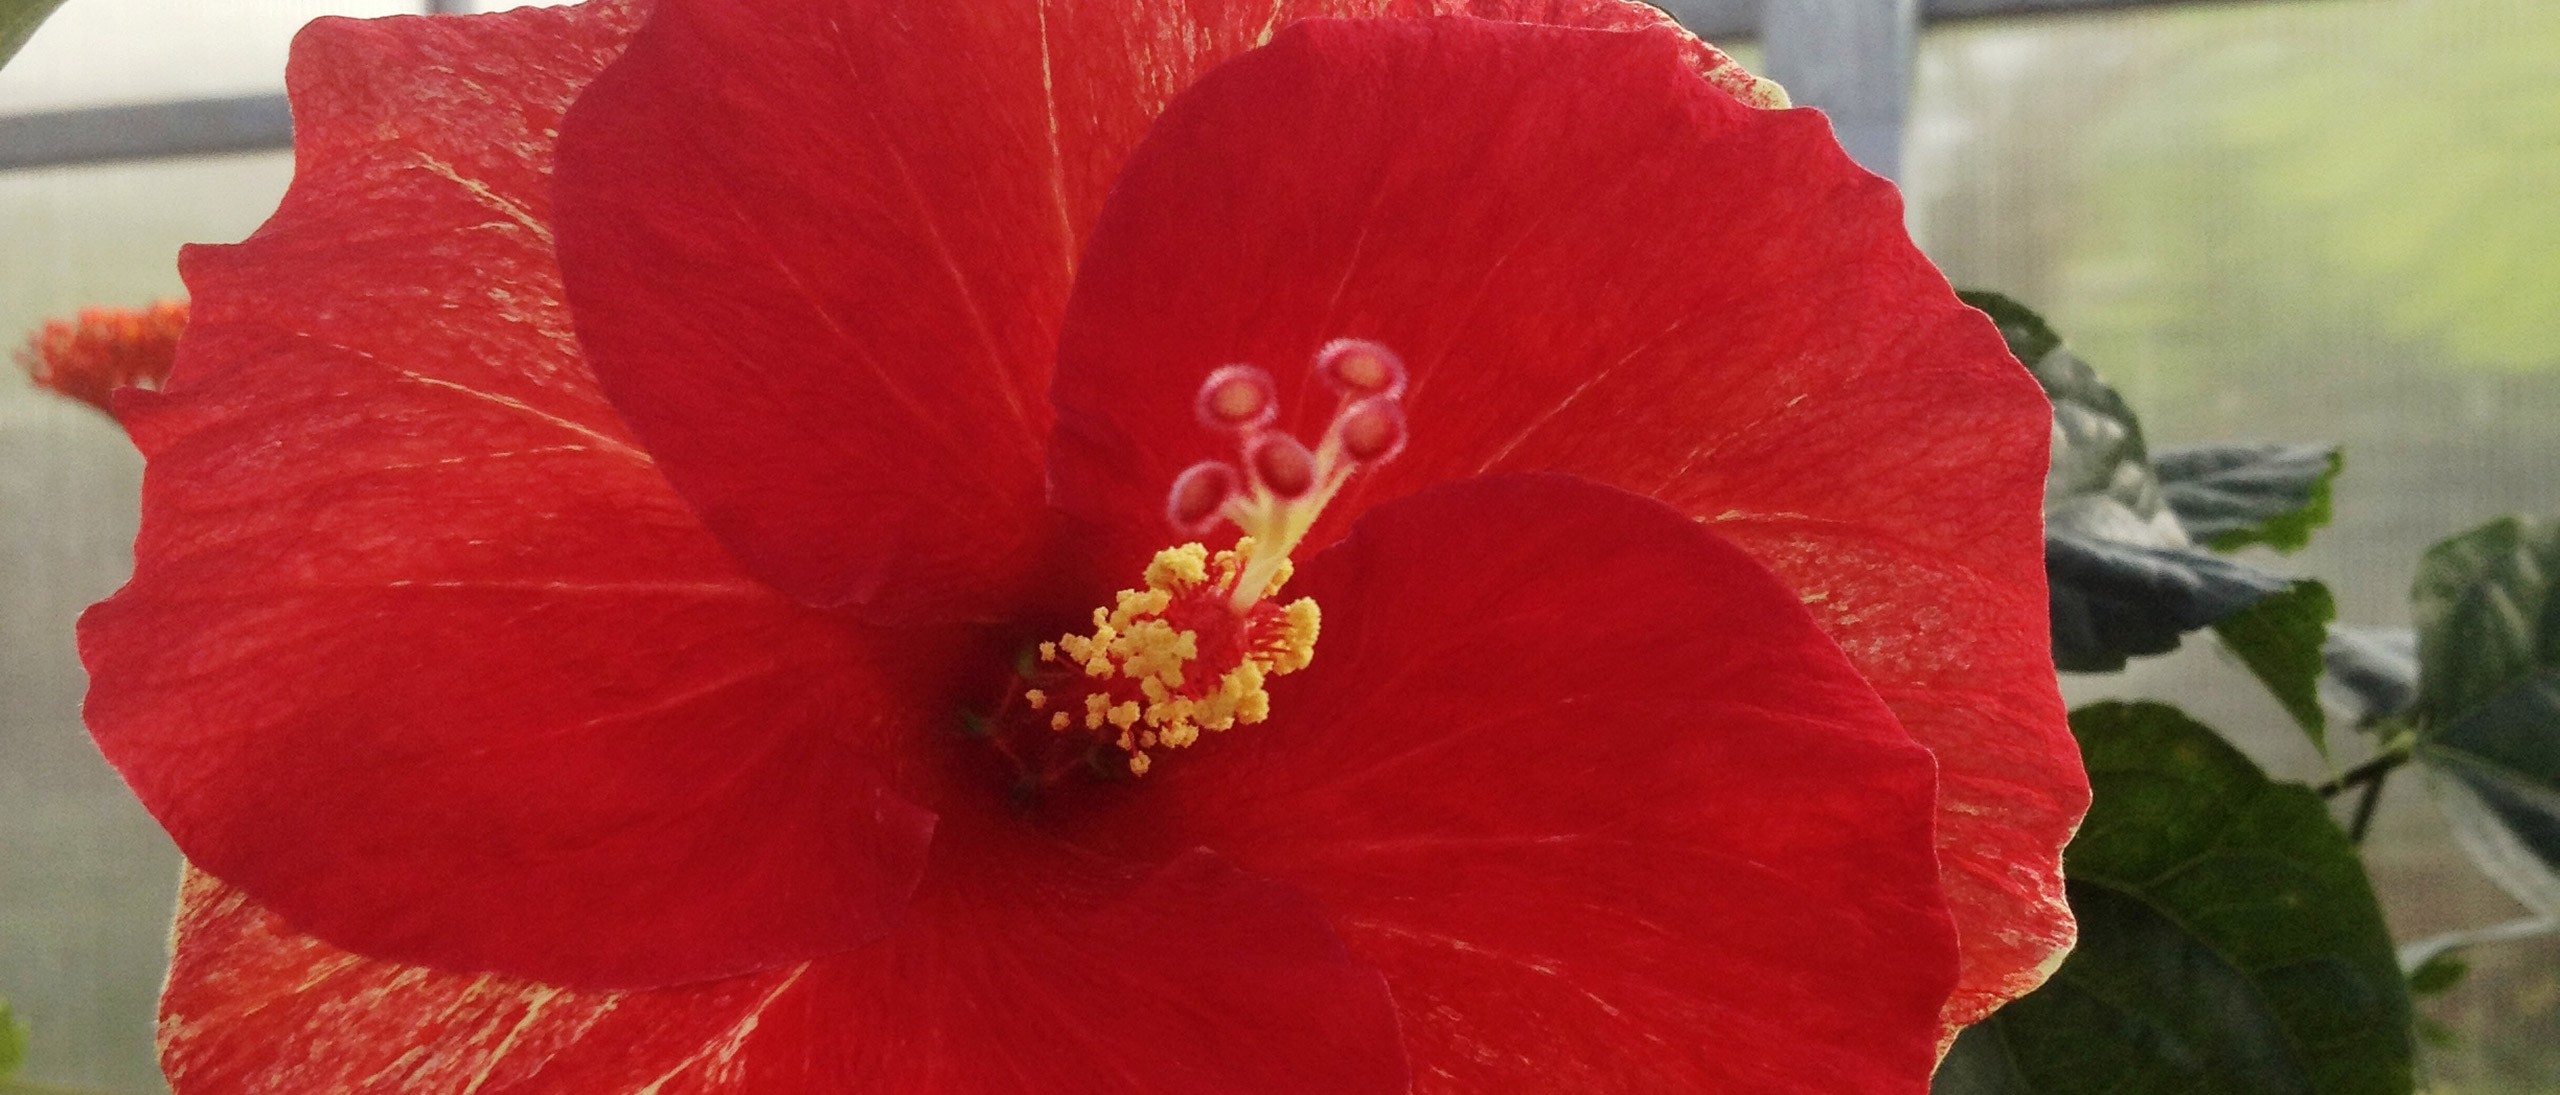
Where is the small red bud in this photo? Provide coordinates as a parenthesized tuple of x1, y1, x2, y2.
(1247, 433, 1318, 499)
(1314, 339, 1406, 399)
(1335, 397, 1406, 465)
(1166, 461, 1242, 533)
(1194, 364, 1278, 432)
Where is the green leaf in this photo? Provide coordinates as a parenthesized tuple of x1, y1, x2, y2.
(2424, 768, 2560, 920)
(0, 996, 23, 1082)
(1961, 292, 2179, 544)
(1935, 702, 2414, 1095)
(2405, 951, 2468, 997)
(0, 0, 67, 73)
(2412, 516, 2560, 731)
(2406, 516, 2560, 914)
(2047, 534, 2294, 673)
(2214, 580, 2336, 750)
(2155, 443, 2343, 554)
(1961, 290, 2295, 672)
(2321, 625, 2419, 733)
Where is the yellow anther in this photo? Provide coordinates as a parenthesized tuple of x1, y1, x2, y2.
(1129, 753, 1153, 776)
(1025, 689, 1047, 711)
(1272, 599, 1321, 673)
(1110, 588, 1173, 629)
(1038, 641, 1058, 662)
(1032, 543, 1322, 778)
(1144, 543, 1211, 592)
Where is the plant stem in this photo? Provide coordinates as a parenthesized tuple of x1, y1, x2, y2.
(2316, 749, 2410, 798)
(2346, 768, 2390, 844)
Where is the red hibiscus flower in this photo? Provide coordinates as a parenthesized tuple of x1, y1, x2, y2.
(80, 0, 2085, 1090)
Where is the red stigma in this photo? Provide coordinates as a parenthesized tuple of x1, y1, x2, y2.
(1315, 339, 1406, 399)
(1195, 364, 1278, 432)
(1167, 461, 1242, 533)
(1160, 339, 1411, 610)
(1335, 397, 1407, 465)
(1247, 434, 1317, 498)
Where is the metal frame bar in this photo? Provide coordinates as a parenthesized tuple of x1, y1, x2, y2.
(0, 0, 2288, 174)
(0, 93, 292, 171)
(1761, 0, 1920, 180)
(1660, 0, 2280, 38)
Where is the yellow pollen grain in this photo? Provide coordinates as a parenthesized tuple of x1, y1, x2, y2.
(1129, 752, 1153, 776)
(1038, 641, 1058, 662)
(1108, 701, 1142, 730)
(1050, 712, 1071, 731)
(1024, 689, 1047, 710)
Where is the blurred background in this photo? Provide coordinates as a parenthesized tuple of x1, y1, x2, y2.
(1, 0, 2553, 1091)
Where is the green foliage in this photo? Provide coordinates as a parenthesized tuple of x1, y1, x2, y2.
(2214, 580, 2336, 751)
(2406, 951, 2468, 998)
(1936, 703, 2413, 1095)
(0, 0, 66, 72)
(2408, 517, 2560, 915)
(2066, 0, 2560, 375)
(1964, 291, 2172, 538)
(0, 996, 22, 1082)
(2321, 625, 2419, 735)
(2412, 517, 2560, 738)
(1965, 290, 2301, 672)
(2155, 443, 2341, 554)
(2210, 3, 2560, 373)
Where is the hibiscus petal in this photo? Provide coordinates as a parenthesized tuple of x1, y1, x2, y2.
(79, 3, 941, 989)
(1045, 15, 2080, 1029)
(162, 846, 1408, 1093)
(1067, 475, 1959, 1090)
(547, 0, 1761, 622)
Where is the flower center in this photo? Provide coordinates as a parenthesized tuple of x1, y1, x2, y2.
(982, 340, 1409, 785)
